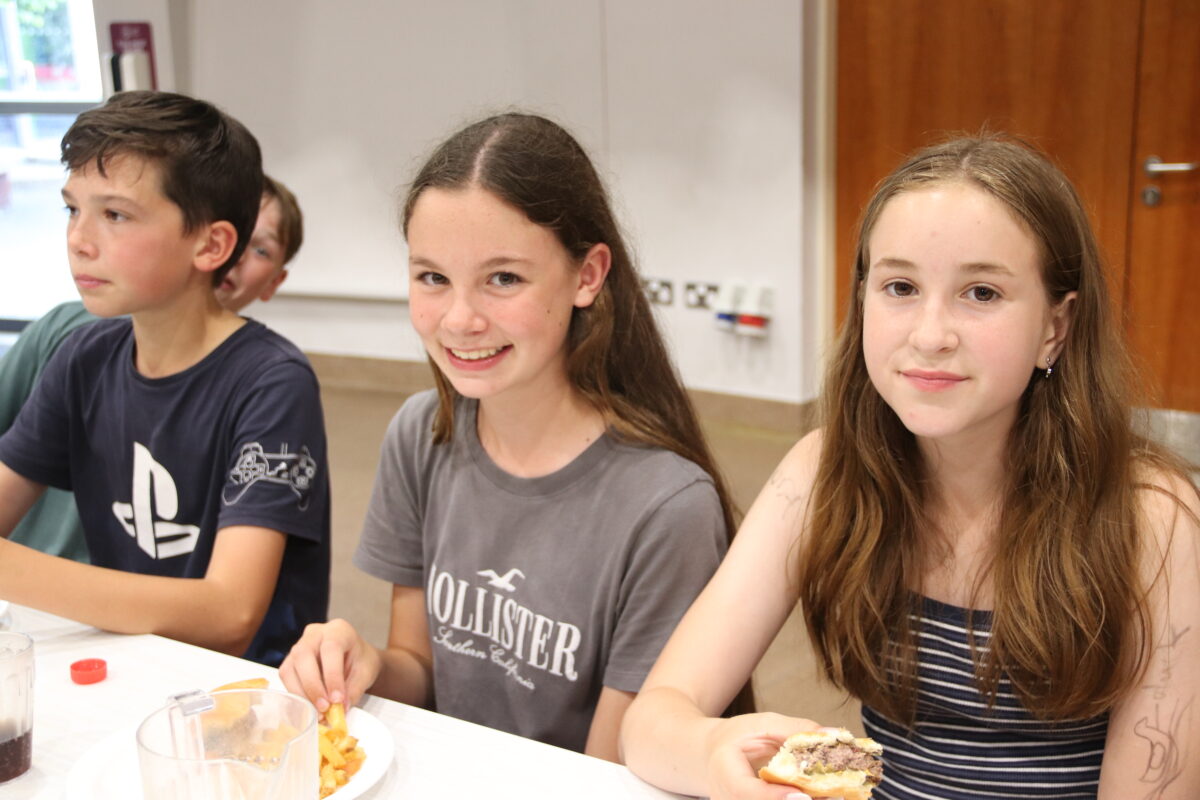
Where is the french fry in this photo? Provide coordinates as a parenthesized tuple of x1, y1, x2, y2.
(206, 677, 270, 729)
(320, 763, 338, 793)
(211, 677, 270, 692)
(318, 731, 346, 768)
(325, 702, 347, 732)
(343, 747, 365, 778)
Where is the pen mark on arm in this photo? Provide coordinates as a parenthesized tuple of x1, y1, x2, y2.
(1134, 699, 1190, 798)
(1135, 624, 1194, 799)
(767, 467, 803, 508)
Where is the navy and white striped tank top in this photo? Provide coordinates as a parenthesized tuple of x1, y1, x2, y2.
(862, 596, 1108, 799)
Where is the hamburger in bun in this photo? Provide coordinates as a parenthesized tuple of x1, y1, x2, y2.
(758, 729, 883, 800)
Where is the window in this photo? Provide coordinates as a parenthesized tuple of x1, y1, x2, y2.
(0, 0, 100, 321)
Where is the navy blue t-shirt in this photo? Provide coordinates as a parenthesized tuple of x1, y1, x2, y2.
(0, 317, 330, 665)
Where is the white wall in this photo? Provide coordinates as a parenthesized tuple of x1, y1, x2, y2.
(603, 2, 811, 401)
(180, 0, 827, 403)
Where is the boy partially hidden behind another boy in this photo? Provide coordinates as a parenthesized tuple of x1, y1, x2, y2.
(0, 91, 330, 666)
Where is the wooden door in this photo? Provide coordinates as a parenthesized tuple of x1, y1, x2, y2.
(1124, 0, 1200, 411)
(836, 0, 1200, 411)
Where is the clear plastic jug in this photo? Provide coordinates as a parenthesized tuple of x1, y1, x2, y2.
(136, 688, 318, 799)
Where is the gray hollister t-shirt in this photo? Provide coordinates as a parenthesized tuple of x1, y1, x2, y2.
(354, 390, 726, 752)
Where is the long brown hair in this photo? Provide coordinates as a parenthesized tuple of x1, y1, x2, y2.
(800, 135, 1176, 724)
(400, 111, 737, 539)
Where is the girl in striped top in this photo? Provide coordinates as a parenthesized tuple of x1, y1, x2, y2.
(621, 136, 1200, 800)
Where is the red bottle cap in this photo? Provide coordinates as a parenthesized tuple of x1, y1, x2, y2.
(70, 658, 107, 684)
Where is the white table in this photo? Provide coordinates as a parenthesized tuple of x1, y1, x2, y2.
(6, 604, 687, 799)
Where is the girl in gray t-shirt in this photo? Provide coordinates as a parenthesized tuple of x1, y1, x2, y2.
(280, 112, 743, 760)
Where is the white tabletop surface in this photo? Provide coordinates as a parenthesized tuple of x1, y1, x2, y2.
(4, 603, 688, 799)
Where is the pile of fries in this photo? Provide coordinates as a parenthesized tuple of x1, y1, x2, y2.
(318, 702, 366, 797)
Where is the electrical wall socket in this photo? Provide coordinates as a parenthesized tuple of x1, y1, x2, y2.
(683, 282, 720, 309)
(642, 278, 674, 306)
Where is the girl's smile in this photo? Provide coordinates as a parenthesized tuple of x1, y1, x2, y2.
(901, 369, 967, 392)
(444, 344, 512, 369)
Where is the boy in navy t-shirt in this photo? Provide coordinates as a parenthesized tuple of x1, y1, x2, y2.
(0, 91, 330, 666)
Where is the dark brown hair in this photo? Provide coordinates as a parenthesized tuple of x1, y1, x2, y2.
(800, 134, 1179, 724)
(61, 90, 263, 283)
(263, 174, 304, 266)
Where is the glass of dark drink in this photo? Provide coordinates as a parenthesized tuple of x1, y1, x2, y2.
(0, 631, 33, 783)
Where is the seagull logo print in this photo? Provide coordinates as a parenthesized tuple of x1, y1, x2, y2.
(222, 442, 317, 509)
(477, 567, 525, 592)
(112, 442, 200, 559)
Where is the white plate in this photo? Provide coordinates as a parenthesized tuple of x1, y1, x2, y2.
(64, 706, 393, 799)
(332, 707, 394, 799)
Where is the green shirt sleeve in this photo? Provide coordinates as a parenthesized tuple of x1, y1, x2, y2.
(0, 301, 98, 433)
(0, 301, 98, 562)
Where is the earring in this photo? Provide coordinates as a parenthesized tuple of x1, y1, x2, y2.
(1044, 356, 1053, 379)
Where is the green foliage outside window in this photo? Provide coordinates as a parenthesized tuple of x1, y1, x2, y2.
(17, 0, 72, 67)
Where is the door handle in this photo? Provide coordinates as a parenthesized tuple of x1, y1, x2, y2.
(1144, 155, 1198, 178)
